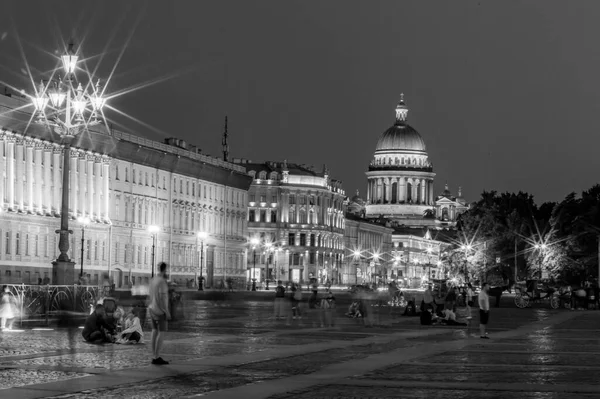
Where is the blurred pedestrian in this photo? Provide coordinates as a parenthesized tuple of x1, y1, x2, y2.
(291, 283, 302, 319)
(0, 286, 15, 331)
(274, 280, 286, 319)
(149, 262, 171, 365)
(445, 286, 457, 312)
(320, 291, 336, 327)
(479, 282, 491, 339)
(466, 283, 474, 319)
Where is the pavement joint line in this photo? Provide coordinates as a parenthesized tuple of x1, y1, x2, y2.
(335, 379, 600, 394)
(189, 310, 584, 399)
(404, 361, 600, 369)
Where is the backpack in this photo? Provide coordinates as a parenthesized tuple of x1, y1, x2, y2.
(294, 289, 302, 301)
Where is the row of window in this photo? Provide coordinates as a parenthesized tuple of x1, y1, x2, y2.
(4, 232, 51, 257)
(115, 167, 245, 206)
(288, 233, 342, 249)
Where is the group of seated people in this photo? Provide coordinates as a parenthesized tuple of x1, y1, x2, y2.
(419, 304, 468, 326)
(82, 304, 145, 345)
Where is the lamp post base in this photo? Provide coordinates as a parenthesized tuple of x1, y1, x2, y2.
(52, 260, 76, 285)
(251, 279, 257, 291)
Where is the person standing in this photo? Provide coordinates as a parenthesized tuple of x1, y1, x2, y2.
(466, 283, 474, 319)
(478, 282, 490, 339)
(274, 280, 286, 319)
(445, 286, 457, 312)
(0, 286, 15, 331)
(148, 262, 171, 365)
(422, 284, 436, 312)
(291, 283, 302, 319)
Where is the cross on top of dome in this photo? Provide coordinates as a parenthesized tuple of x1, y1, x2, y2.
(395, 93, 409, 124)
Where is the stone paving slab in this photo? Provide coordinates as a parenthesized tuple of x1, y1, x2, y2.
(412, 350, 599, 366)
(266, 384, 600, 399)
(360, 363, 600, 385)
(0, 368, 91, 390)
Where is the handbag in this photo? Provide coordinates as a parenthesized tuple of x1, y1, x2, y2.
(294, 290, 302, 301)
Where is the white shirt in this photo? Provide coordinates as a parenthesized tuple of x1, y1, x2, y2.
(478, 289, 490, 311)
(148, 275, 169, 317)
(122, 316, 145, 343)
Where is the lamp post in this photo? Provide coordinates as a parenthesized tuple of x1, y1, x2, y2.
(353, 250, 361, 284)
(265, 242, 272, 290)
(250, 237, 259, 291)
(460, 244, 472, 283)
(77, 216, 90, 280)
(148, 225, 160, 278)
(426, 247, 433, 281)
(32, 42, 107, 284)
(534, 243, 547, 280)
(197, 231, 207, 291)
(373, 253, 380, 285)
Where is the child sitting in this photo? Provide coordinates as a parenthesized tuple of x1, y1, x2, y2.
(346, 301, 362, 318)
(116, 309, 144, 344)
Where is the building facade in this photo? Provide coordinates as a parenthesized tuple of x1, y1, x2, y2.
(233, 159, 346, 285)
(0, 92, 252, 288)
(344, 212, 393, 285)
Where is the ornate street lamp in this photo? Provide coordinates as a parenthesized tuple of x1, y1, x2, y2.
(76, 216, 90, 280)
(148, 225, 160, 278)
(32, 42, 107, 284)
(426, 246, 433, 281)
(197, 231, 208, 291)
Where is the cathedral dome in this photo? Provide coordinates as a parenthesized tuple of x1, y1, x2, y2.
(375, 125, 426, 152)
(374, 94, 427, 154)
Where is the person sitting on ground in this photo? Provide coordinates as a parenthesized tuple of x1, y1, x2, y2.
(82, 304, 115, 344)
(117, 309, 144, 344)
(346, 301, 362, 318)
(439, 308, 468, 326)
(403, 299, 418, 316)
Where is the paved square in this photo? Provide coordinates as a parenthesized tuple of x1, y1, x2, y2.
(1, 297, 599, 398)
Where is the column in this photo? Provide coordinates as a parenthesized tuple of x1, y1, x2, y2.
(34, 142, 43, 214)
(429, 181, 434, 205)
(103, 160, 110, 221)
(25, 143, 34, 212)
(7, 139, 15, 211)
(412, 179, 418, 202)
(79, 156, 87, 217)
(15, 140, 24, 211)
(366, 179, 370, 204)
(87, 155, 94, 218)
(384, 178, 390, 203)
(94, 158, 102, 220)
(421, 179, 426, 204)
(43, 146, 52, 214)
(0, 138, 4, 209)
(52, 148, 61, 214)
(69, 150, 78, 216)
(133, 198, 139, 224)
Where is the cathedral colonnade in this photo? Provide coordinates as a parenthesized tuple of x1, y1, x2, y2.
(366, 177, 434, 205)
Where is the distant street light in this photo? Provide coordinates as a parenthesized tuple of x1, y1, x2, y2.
(197, 231, 208, 290)
(250, 237, 260, 291)
(148, 225, 160, 278)
(76, 216, 90, 279)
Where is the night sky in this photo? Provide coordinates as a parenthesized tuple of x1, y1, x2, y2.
(1, 1, 598, 205)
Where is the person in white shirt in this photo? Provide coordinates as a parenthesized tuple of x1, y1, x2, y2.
(466, 283, 474, 319)
(148, 262, 171, 365)
(119, 309, 144, 344)
(478, 282, 490, 339)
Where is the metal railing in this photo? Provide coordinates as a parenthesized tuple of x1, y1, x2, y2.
(4, 284, 100, 326)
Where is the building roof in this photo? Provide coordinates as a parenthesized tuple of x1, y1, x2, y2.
(0, 94, 253, 190)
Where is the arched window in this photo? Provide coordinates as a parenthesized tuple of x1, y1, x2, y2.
(269, 172, 278, 180)
(248, 170, 256, 178)
(258, 171, 267, 180)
